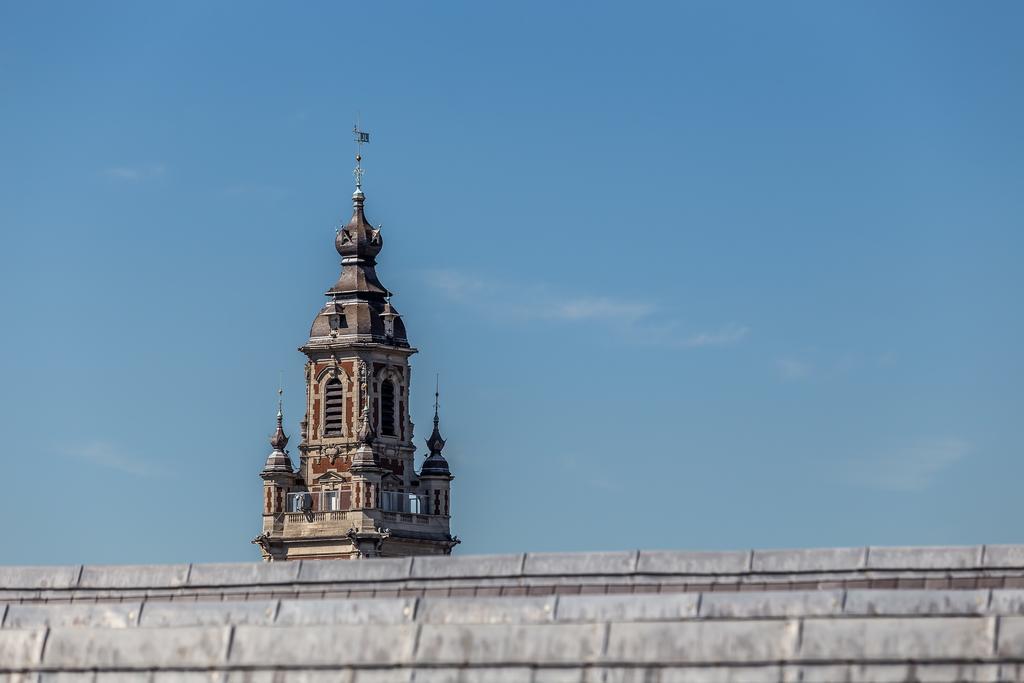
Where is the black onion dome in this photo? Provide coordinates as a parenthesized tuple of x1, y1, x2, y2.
(420, 451, 451, 477)
(329, 191, 387, 299)
(262, 404, 293, 474)
(420, 391, 452, 477)
(269, 408, 289, 451)
(334, 191, 383, 267)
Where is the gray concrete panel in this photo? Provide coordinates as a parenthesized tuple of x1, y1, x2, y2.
(139, 600, 278, 627)
(751, 547, 866, 573)
(556, 594, 699, 623)
(187, 562, 300, 587)
(349, 670, 410, 683)
(414, 623, 604, 665)
(418, 596, 555, 624)
(297, 557, 412, 583)
(990, 590, 1024, 615)
(996, 616, 1024, 657)
(274, 597, 415, 625)
(225, 672, 354, 683)
(409, 668, 535, 683)
(606, 620, 799, 664)
(636, 550, 751, 576)
(799, 617, 993, 661)
(0, 566, 80, 591)
(983, 545, 1024, 569)
(699, 590, 842, 619)
(411, 554, 524, 579)
(0, 628, 47, 669)
(229, 624, 416, 666)
(4, 603, 141, 629)
(605, 666, 784, 683)
(523, 552, 637, 576)
(843, 590, 989, 616)
(78, 565, 190, 589)
(865, 546, 982, 571)
(42, 626, 229, 669)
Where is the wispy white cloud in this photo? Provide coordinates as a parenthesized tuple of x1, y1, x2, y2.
(681, 324, 750, 348)
(422, 269, 748, 350)
(776, 350, 899, 382)
(423, 270, 490, 302)
(845, 437, 970, 492)
(550, 297, 655, 322)
(62, 441, 163, 478)
(104, 163, 166, 181)
(777, 357, 813, 380)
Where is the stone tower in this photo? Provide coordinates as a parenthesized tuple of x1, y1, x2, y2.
(253, 154, 457, 561)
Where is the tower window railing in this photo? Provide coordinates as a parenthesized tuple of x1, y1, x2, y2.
(380, 491, 425, 514)
(285, 489, 426, 514)
(286, 490, 352, 513)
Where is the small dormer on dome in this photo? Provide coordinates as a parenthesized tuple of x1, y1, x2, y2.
(381, 293, 400, 339)
(307, 296, 409, 346)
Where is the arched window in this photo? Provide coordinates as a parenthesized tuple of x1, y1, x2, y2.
(323, 378, 344, 437)
(380, 379, 396, 437)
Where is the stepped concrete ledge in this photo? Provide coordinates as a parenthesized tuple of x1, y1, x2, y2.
(4, 545, 1024, 678)
(3, 544, 1024, 599)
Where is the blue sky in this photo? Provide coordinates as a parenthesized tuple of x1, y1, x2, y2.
(1, 1, 1021, 564)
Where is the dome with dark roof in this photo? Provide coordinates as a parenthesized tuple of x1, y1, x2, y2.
(420, 451, 451, 477)
(261, 404, 293, 474)
(420, 389, 453, 479)
(304, 190, 410, 349)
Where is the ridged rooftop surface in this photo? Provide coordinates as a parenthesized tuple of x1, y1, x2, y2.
(4, 544, 1024, 681)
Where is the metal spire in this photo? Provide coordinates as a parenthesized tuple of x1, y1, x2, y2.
(266, 382, 291, 464)
(433, 374, 440, 429)
(422, 372, 449, 472)
(276, 373, 283, 421)
(353, 123, 370, 193)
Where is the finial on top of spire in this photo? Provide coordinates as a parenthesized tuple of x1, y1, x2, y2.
(276, 376, 283, 420)
(434, 374, 440, 428)
(422, 374, 450, 477)
(270, 385, 288, 452)
(425, 374, 446, 459)
(264, 385, 292, 474)
(353, 124, 370, 195)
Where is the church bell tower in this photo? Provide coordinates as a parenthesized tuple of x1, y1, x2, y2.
(253, 132, 457, 561)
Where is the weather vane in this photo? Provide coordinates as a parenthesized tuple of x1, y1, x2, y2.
(353, 123, 370, 191)
(277, 372, 284, 414)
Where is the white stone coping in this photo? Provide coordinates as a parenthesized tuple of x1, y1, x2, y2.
(2, 545, 1024, 592)
(2, 615, 1024, 671)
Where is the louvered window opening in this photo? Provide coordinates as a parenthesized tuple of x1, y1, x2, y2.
(381, 379, 396, 436)
(323, 379, 344, 437)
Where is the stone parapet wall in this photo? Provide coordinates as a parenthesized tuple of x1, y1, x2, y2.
(3, 545, 1024, 605)
(4, 590, 1024, 678)
(4, 545, 1024, 680)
